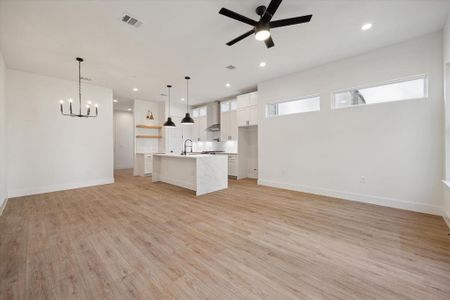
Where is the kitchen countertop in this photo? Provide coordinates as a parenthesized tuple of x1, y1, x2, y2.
(191, 152, 238, 155)
(153, 153, 217, 159)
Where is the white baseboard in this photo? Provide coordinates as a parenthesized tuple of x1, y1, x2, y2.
(258, 179, 442, 216)
(0, 197, 8, 216)
(8, 178, 115, 198)
(444, 209, 450, 229)
(114, 165, 133, 170)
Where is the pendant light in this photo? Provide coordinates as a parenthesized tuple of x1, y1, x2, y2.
(181, 76, 195, 125)
(163, 85, 176, 127)
(59, 57, 98, 118)
(146, 110, 154, 120)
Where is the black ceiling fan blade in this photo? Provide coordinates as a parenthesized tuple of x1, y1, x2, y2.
(264, 36, 275, 48)
(270, 15, 312, 28)
(219, 8, 257, 26)
(226, 29, 255, 46)
(261, 0, 283, 23)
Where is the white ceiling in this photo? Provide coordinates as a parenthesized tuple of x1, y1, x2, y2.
(1, 0, 449, 105)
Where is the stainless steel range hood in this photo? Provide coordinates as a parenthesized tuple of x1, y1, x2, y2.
(206, 102, 220, 131)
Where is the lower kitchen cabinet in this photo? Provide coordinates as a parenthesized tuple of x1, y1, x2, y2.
(228, 154, 237, 177)
(135, 153, 153, 176)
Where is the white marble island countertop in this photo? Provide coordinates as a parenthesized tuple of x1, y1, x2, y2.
(153, 153, 213, 158)
(152, 153, 228, 196)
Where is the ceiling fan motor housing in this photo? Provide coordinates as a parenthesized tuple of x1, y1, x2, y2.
(256, 5, 266, 16)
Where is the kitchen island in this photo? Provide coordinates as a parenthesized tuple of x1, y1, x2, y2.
(152, 154, 228, 196)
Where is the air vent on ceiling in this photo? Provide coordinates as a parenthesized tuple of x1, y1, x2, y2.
(121, 13, 143, 28)
(226, 65, 236, 70)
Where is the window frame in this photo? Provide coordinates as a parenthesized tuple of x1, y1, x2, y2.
(265, 94, 321, 118)
(331, 74, 429, 110)
(192, 106, 207, 118)
(220, 99, 237, 113)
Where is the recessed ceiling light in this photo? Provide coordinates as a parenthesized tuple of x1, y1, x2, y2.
(181, 98, 185, 101)
(133, 87, 139, 92)
(225, 83, 231, 87)
(113, 99, 118, 103)
(127, 108, 132, 111)
(361, 23, 373, 31)
(259, 61, 267, 67)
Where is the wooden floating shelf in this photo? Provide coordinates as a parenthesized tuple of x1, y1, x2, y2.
(136, 135, 162, 139)
(136, 124, 162, 129)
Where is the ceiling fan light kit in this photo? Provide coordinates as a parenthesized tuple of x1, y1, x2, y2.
(219, 0, 312, 48)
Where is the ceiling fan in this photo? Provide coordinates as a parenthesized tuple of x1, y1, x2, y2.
(219, 0, 312, 48)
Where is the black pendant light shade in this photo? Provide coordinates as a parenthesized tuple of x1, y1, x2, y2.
(181, 76, 195, 125)
(181, 113, 194, 124)
(164, 85, 176, 127)
(164, 117, 176, 127)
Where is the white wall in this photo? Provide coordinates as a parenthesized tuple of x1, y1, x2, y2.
(114, 111, 134, 170)
(164, 102, 192, 154)
(0, 51, 6, 213)
(258, 32, 443, 215)
(134, 99, 162, 154)
(6, 69, 114, 197)
(442, 15, 450, 226)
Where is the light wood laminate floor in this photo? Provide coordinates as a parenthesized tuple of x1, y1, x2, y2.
(1, 169, 450, 299)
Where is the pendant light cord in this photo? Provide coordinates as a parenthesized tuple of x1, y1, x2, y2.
(78, 60, 82, 115)
(167, 85, 171, 117)
(186, 78, 189, 111)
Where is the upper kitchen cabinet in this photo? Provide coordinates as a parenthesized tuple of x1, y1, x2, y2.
(237, 92, 258, 127)
(192, 106, 207, 141)
(220, 99, 238, 141)
(237, 92, 257, 109)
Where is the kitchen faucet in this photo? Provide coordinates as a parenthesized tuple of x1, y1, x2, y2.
(182, 139, 193, 155)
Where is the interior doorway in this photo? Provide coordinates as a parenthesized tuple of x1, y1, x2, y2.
(113, 110, 134, 170)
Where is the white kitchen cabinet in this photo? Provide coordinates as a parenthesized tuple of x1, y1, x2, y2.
(237, 94, 249, 109)
(237, 106, 257, 127)
(217, 153, 238, 177)
(220, 112, 229, 141)
(228, 154, 237, 176)
(249, 105, 257, 125)
(220, 110, 238, 141)
(249, 92, 258, 106)
(135, 153, 153, 176)
(192, 116, 207, 141)
(237, 92, 258, 127)
(237, 92, 257, 109)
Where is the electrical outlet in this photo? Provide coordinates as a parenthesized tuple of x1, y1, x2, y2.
(360, 176, 366, 184)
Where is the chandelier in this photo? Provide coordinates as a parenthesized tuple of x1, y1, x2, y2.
(59, 57, 98, 118)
